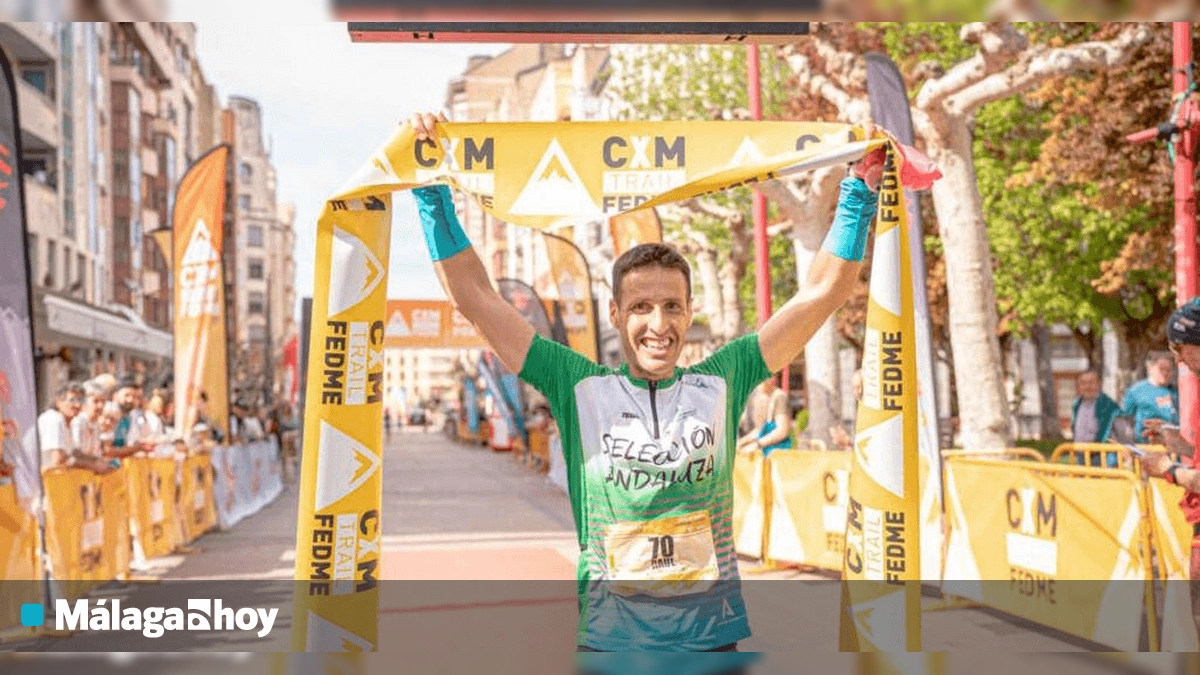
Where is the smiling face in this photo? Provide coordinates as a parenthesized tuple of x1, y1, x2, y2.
(610, 266, 693, 382)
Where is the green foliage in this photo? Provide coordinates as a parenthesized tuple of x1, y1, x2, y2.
(739, 207, 798, 330)
(973, 77, 1148, 336)
(607, 45, 792, 122)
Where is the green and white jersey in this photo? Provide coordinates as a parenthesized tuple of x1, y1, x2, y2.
(519, 333, 771, 651)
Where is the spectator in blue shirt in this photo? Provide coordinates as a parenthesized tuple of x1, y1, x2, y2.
(1122, 352, 1179, 443)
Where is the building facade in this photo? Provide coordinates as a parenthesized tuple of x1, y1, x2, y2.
(225, 95, 295, 407)
(2, 22, 291, 410)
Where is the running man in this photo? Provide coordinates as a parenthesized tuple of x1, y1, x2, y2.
(408, 112, 884, 651)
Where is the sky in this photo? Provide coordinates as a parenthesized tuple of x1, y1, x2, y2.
(169, 2, 509, 322)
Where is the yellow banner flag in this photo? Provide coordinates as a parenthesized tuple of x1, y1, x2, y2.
(298, 120, 884, 652)
(534, 231, 599, 362)
(383, 299, 489, 349)
(839, 147, 922, 651)
(172, 145, 231, 439)
(610, 207, 663, 257)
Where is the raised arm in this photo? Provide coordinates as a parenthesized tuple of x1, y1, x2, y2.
(758, 132, 884, 374)
(409, 113, 536, 374)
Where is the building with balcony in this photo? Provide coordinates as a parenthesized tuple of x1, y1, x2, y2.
(225, 94, 295, 406)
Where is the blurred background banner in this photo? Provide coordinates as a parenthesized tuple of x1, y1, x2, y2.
(0, 44, 42, 513)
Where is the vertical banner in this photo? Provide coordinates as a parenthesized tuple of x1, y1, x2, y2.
(298, 297, 313, 449)
(283, 335, 300, 406)
(609, 207, 663, 257)
(497, 278, 558, 342)
(535, 231, 600, 362)
(839, 147, 921, 651)
(866, 52, 944, 582)
(0, 47, 41, 516)
(172, 145, 232, 439)
(293, 195, 391, 652)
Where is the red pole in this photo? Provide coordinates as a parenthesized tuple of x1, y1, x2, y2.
(748, 45, 786, 389)
(1175, 22, 1199, 444)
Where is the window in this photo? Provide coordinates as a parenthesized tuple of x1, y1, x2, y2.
(45, 241, 56, 287)
(247, 224, 264, 247)
(248, 324, 266, 342)
(239, 194, 251, 211)
(77, 254, 86, 294)
(21, 68, 48, 94)
(63, 245, 71, 290)
(248, 258, 264, 280)
(240, 162, 252, 181)
(248, 291, 265, 315)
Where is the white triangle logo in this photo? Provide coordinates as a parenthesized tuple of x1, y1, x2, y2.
(728, 136, 765, 168)
(849, 590, 906, 651)
(305, 611, 375, 652)
(181, 219, 218, 266)
(386, 312, 411, 337)
(327, 226, 383, 318)
(509, 139, 599, 217)
(315, 420, 381, 512)
(721, 598, 735, 619)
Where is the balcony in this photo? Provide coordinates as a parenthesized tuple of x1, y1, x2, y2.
(141, 146, 159, 177)
(133, 23, 176, 86)
(0, 24, 57, 62)
(141, 208, 160, 233)
(23, 176, 60, 238)
(16, 78, 58, 150)
(150, 115, 174, 137)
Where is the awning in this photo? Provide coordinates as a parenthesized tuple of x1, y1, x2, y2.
(42, 294, 172, 359)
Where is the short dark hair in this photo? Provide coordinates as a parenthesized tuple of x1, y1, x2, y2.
(611, 243, 692, 303)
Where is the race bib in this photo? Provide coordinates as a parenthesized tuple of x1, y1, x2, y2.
(604, 510, 719, 598)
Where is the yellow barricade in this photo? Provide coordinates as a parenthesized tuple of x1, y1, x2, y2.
(43, 468, 131, 600)
(179, 454, 217, 543)
(124, 456, 181, 559)
(942, 456, 1154, 651)
(1051, 443, 1135, 470)
(732, 449, 766, 559)
(0, 481, 42, 635)
(765, 450, 851, 571)
(1146, 477, 1200, 651)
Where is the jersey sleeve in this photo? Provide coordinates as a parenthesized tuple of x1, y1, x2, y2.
(518, 334, 606, 410)
(689, 333, 772, 417)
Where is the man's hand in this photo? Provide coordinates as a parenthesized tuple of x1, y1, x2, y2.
(852, 121, 885, 191)
(408, 111, 448, 147)
(1142, 451, 1174, 478)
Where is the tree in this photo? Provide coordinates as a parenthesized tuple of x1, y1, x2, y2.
(780, 22, 1154, 450)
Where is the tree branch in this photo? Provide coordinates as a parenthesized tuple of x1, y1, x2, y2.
(678, 197, 745, 223)
(785, 51, 872, 123)
(946, 22, 1155, 115)
(915, 22, 1029, 111)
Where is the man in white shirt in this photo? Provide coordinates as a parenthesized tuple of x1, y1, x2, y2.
(71, 380, 107, 459)
(37, 382, 84, 470)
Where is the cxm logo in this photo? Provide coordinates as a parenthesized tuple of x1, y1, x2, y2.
(1004, 487, 1058, 579)
(1005, 488, 1057, 538)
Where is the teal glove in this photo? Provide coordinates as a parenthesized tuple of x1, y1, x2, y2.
(821, 175, 878, 262)
(413, 184, 470, 261)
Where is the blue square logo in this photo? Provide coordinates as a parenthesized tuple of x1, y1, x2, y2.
(20, 603, 43, 627)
